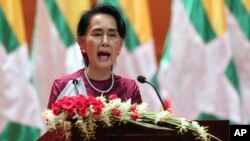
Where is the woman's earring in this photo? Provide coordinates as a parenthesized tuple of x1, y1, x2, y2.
(81, 50, 87, 59)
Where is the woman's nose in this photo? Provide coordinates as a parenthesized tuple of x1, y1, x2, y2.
(101, 35, 109, 47)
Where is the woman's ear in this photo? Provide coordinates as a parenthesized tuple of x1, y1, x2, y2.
(117, 40, 123, 56)
(118, 50, 121, 56)
(77, 36, 86, 50)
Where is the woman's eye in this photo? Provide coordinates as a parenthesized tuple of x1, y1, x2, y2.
(109, 33, 117, 37)
(92, 33, 102, 36)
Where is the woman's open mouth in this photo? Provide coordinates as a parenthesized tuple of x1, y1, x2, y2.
(97, 51, 111, 60)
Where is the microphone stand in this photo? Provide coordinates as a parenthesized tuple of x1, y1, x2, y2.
(144, 81, 167, 111)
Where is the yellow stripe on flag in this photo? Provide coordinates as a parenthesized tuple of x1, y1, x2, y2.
(243, 0, 250, 13)
(56, 0, 91, 37)
(201, 0, 226, 37)
(1, 0, 26, 44)
(119, 0, 152, 44)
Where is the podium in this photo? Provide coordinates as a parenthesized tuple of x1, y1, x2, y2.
(38, 120, 229, 141)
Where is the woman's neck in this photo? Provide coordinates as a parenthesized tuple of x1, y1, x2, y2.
(85, 66, 112, 81)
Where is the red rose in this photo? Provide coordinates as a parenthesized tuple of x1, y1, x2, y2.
(76, 95, 88, 103)
(51, 103, 61, 115)
(57, 97, 66, 106)
(88, 96, 104, 115)
(89, 97, 104, 106)
(108, 94, 118, 100)
(61, 97, 74, 110)
(112, 108, 121, 117)
(88, 96, 99, 105)
(74, 96, 89, 110)
(163, 99, 171, 111)
(79, 108, 89, 117)
(131, 111, 139, 121)
(130, 103, 137, 112)
(74, 100, 85, 111)
(93, 106, 103, 115)
(66, 107, 75, 117)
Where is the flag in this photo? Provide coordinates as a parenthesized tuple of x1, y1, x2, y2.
(100, 0, 162, 111)
(226, 0, 250, 124)
(158, 0, 250, 124)
(0, 0, 44, 140)
(31, 0, 91, 109)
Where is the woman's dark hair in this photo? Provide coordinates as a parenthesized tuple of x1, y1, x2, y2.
(77, 4, 126, 66)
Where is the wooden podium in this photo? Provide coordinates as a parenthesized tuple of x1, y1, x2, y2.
(38, 120, 229, 141)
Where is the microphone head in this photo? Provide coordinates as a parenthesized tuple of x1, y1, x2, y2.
(72, 79, 79, 85)
(137, 75, 147, 83)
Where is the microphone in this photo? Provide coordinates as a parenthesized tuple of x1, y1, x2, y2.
(137, 75, 166, 110)
(72, 79, 79, 94)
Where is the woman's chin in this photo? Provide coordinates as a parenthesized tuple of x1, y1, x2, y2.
(96, 63, 113, 69)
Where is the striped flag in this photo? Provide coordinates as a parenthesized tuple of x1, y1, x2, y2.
(100, 0, 162, 111)
(31, 0, 91, 109)
(0, 0, 44, 140)
(226, 0, 250, 124)
(159, 0, 250, 124)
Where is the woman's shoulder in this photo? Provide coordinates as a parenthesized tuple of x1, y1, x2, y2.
(114, 74, 137, 86)
(54, 69, 84, 83)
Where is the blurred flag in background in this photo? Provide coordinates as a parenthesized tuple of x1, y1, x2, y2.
(159, 0, 250, 124)
(226, 0, 250, 124)
(100, 0, 162, 111)
(31, 0, 91, 109)
(0, 0, 44, 140)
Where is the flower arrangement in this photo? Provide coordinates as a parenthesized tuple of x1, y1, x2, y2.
(42, 94, 221, 141)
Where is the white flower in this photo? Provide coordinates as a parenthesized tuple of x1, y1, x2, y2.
(191, 121, 208, 141)
(100, 113, 112, 127)
(73, 112, 83, 120)
(108, 98, 122, 108)
(98, 95, 107, 103)
(42, 95, 218, 141)
(42, 110, 55, 120)
(155, 110, 172, 124)
(177, 118, 189, 134)
(42, 110, 57, 129)
(119, 100, 132, 121)
(136, 103, 147, 115)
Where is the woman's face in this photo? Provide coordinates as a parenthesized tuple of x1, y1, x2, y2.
(80, 13, 123, 70)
